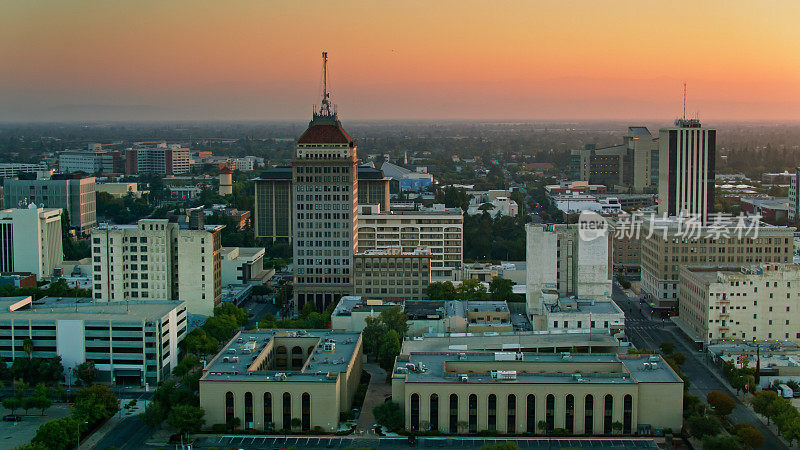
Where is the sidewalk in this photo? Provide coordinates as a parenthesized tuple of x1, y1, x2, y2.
(82, 398, 146, 449)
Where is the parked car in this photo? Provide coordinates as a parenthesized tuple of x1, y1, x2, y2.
(2, 414, 22, 422)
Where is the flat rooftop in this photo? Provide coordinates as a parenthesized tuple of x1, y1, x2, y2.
(402, 330, 622, 353)
(396, 352, 682, 385)
(202, 329, 361, 383)
(547, 298, 623, 316)
(0, 296, 184, 321)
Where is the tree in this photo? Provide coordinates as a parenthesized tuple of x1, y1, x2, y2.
(377, 329, 401, 371)
(426, 281, 457, 300)
(456, 278, 487, 300)
(537, 419, 549, 433)
(734, 423, 765, 449)
(701, 435, 743, 450)
(2, 397, 21, 414)
(480, 443, 520, 450)
(686, 414, 721, 439)
(659, 341, 676, 355)
(31, 396, 51, 416)
(373, 401, 404, 432)
(21, 396, 37, 415)
(172, 355, 200, 378)
(227, 416, 241, 431)
(141, 400, 168, 428)
(22, 338, 33, 359)
(611, 421, 623, 434)
(782, 418, 800, 446)
(706, 391, 735, 417)
(290, 417, 302, 430)
(74, 384, 119, 425)
(488, 277, 515, 302)
(182, 328, 219, 355)
(750, 390, 778, 425)
(75, 361, 98, 385)
(31, 415, 82, 450)
(166, 405, 205, 439)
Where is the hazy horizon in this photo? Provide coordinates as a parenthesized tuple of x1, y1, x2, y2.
(2, 1, 799, 122)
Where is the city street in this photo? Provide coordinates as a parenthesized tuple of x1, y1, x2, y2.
(612, 285, 788, 449)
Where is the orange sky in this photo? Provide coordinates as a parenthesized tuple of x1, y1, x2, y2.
(1, 1, 799, 121)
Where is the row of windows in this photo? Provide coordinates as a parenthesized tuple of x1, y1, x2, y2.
(226, 391, 311, 431)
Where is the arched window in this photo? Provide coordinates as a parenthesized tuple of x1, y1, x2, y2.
(291, 346, 304, 369)
(283, 392, 291, 430)
(449, 394, 458, 434)
(429, 394, 439, 431)
(302, 393, 311, 431)
(526, 394, 536, 433)
(565, 394, 574, 434)
(225, 391, 235, 426)
(276, 346, 288, 369)
(507, 394, 516, 433)
(545, 394, 555, 431)
(468, 394, 478, 434)
(264, 393, 273, 431)
(410, 394, 420, 431)
(584, 395, 594, 435)
(623, 394, 632, 434)
(603, 394, 613, 434)
(244, 392, 253, 429)
(487, 394, 497, 431)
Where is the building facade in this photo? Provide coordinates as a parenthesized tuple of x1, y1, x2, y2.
(392, 352, 683, 435)
(0, 296, 185, 385)
(90, 219, 223, 316)
(640, 217, 794, 308)
(680, 264, 800, 344)
(130, 144, 191, 175)
(199, 330, 363, 432)
(0, 207, 63, 279)
(353, 248, 431, 301)
(358, 204, 463, 281)
(254, 167, 293, 244)
(4, 175, 97, 232)
(570, 127, 659, 192)
(0, 163, 51, 179)
(657, 119, 716, 222)
(789, 168, 799, 223)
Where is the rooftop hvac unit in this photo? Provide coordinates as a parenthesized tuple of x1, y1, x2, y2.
(460, 374, 469, 382)
(491, 370, 517, 380)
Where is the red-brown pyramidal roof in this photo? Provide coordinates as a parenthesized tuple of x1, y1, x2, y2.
(297, 116, 353, 145)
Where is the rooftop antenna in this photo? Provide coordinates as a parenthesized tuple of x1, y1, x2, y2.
(683, 82, 687, 120)
(318, 51, 333, 117)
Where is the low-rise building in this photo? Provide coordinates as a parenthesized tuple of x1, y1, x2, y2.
(221, 247, 270, 286)
(0, 296, 186, 385)
(539, 295, 625, 337)
(353, 248, 431, 301)
(392, 352, 683, 434)
(740, 197, 790, 223)
(95, 182, 141, 198)
(679, 264, 800, 345)
(199, 329, 363, 432)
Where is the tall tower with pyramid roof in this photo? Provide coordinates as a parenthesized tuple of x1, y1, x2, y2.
(291, 52, 358, 311)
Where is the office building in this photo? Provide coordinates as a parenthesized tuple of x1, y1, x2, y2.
(0, 162, 52, 179)
(657, 119, 716, 222)
(254, 166, 389, 245)
(391, 352, 683, 435)
(4, 175, 97, 232)
(525, 223, 612, 316)
(358, 204, 462, 281)
(199, 329, 363, 432)
(221, 247, 270, 286)
(129, 144, 191, 175)
(0, 296, 186, 385)
(0, 207, 63, 279)
(679, 264, 800, 344)
(90, 219, 224, 316)
(58, 144, 126, 174)
(640, 216, 794, 308)
(219, 167, 233, 195)
(353, 248, 431, 301)
(570, 127, 659, 192)
(789, 168, 800, 223)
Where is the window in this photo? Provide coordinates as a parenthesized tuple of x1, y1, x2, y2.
(410, 393, 420, 432)
(430, 394, 439, 432)
(449, 394, 458, 434)
(469, 394, 477, 434)
(585, 395, 594, 435)
(526, 394, 536, 433)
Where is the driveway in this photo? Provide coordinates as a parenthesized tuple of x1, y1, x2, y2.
(356, 362, 391, 434)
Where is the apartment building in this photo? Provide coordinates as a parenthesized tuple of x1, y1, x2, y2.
(392, 352, 683, 435)
(130, 144, 191, 175)
(59, 144, 126, 174)
(680, 264, 800, 344)
(4, 175, 97, 232)
(570, 126, 659, 192)
(525, 223, 612, 316)
(90, 219, 224, 316)
(353, 248, 431, 301)
(199, 329, 363, 432)
(358, 204, 463, 281)
(789, 167, 799, 223)
(0, 296, 186, 385)
(640, 217, 794, 308)
(0, 207, 63, 279)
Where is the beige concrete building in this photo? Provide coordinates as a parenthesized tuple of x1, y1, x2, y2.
(353, 248, 431, 301)
(679, 264, 800, 344)
(199, 330, 362, 432)
(640, 217, 794, 308)
(570, 126, 659, 192)
(95, 182, 140, 198)
(0, 207, 63, 279)
(91, 219, 224, 316)
(392, 352, 683, 435)
(358, 204, 463, 281)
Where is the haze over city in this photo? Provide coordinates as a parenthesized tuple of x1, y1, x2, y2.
(2, 0, 799, 122)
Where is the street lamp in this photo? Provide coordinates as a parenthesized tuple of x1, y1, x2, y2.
(76, 419, 88, 449)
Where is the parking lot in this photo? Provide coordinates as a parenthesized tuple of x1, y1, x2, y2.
(198, 435, 660, 449)
(0, 403, 72, 448)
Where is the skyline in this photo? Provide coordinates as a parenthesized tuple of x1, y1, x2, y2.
(1, 1, 799, 122)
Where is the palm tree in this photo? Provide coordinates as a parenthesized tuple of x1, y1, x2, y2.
(22, 338, 33, 359)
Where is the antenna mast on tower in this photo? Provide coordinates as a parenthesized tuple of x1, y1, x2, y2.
(318, 51, 333, 117)
(683, 82, 687, 120)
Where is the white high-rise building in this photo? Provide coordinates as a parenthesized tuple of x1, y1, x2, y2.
(291, 52, 359, 312)
(0, 206, 63, 279)
(789, 167, 799, 223)
(657, 119, 716, 222)
(90, 219, 224, 316)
